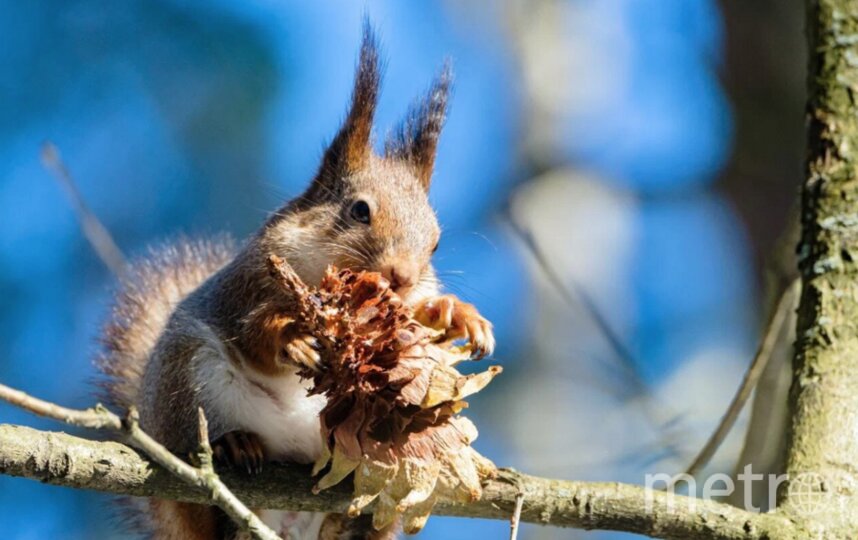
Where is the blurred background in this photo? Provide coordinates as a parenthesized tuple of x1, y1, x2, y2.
(0, 1, 806, 538)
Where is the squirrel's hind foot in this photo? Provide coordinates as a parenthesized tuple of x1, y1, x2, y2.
(212, 430, 267, 475)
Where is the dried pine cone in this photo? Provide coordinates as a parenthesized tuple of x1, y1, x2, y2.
(267, 255, 500, 533)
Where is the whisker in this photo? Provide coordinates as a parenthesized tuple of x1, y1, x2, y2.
(434, 270, 467, 277)
(468, 231, 498, 252)
(258, 180, 296, 202)
(439, 230, 500, 253)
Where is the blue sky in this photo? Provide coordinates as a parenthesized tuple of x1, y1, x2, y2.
(0, 2, 752, 538)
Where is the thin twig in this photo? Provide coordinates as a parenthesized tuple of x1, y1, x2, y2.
(40, 142, 128, 278)
(504, 214, 689, 460)
(669, 279, 800, 487)
(0, 382, 279, 540)
(505, 216, 643, 391)
(0, 382, 121, 430)
(509, 492, 525, 540)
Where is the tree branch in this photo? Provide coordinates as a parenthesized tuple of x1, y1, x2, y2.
(509, 492, 524, 540)
(40, 142, 128, 278)
(2, 2, 855, 538)
(0, 383, 279, 540)
(504, 215, 691, 462)
(0, 423, 795, 539)
(673, 279, 800, 485)
(777, 0, 858, 531)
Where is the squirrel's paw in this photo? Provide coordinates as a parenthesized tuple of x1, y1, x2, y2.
(414, 295, 495, 359)
(212, 430, 266, 475)
(281, 334, 322, 372)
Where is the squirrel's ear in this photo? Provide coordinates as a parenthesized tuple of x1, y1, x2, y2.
(320, 22, 381, 179)
(385, 63, 451, 192)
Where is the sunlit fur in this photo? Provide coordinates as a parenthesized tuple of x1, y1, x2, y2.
(262, 154, 442, 304)
(100, 22, 446, 540)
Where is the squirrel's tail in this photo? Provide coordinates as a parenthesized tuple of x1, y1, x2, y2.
(97, 237, 235, 410)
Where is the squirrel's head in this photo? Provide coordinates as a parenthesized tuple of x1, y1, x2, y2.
(264, 24, 446, 302)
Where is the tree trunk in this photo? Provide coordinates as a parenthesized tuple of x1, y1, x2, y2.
(779, 0, 858, 535)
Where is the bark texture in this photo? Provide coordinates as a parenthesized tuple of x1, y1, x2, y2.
(779, 0, 858, 536)
(0, 424, 795, 539)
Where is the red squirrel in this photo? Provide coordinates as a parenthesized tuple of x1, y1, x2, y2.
(98, 24, 494, 540)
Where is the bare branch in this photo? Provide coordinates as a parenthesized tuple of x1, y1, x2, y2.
(504, 215, 690, 459)
(505, 216, 643, 390)
(509, 492, 524, 540)
(0, 383, 279, 540)
(672, 279, 800, 485)
(40, 142, 128, 278)
(0, 381, 121, 430)
(0, 423, 795, 539)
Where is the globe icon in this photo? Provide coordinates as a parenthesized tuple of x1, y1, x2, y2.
(787, 472, 829, 516)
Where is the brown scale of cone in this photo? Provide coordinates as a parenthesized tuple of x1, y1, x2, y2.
(267, 255, 500, 533)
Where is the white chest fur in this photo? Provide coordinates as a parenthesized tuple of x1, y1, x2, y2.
(191, 335, 326, 464)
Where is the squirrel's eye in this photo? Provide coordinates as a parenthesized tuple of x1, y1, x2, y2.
(349, 200, 371, 224)
(432, 240, 440, 254)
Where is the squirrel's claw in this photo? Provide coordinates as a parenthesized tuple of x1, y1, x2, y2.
(414, 295, 495, 359)
(465, 314, 496, 360)
(282, 334, 323, 372)
(212, 430, 266, 475)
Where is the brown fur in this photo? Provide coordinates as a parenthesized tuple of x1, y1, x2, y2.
(98, 22, 461, 540)
(97, 237, 236, 411)
(384, 63, 451, 190)
(319, 515, 399, 540)
(148, 500, 221, 540)
(237, 311, 297, 376)
(326, 23, 380, 175)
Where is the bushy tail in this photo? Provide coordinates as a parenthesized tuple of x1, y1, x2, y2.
(97, 238, 235, 410)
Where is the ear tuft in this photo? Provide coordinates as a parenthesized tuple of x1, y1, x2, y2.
(385, 62, 452, 191)
(320, 20, 382, 179)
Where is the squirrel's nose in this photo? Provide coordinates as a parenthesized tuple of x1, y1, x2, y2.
(380, 263, 417, 294)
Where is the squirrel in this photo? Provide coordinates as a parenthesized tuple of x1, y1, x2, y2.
(97, 23, 494, 540)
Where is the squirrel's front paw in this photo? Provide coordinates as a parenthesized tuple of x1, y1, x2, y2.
(280, 333, 323, 372)
(212, 430, 266, 475)
(414, 295, 495, 359)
